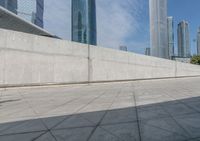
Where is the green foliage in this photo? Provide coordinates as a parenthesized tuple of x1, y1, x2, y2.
(191, 55, 200, 65)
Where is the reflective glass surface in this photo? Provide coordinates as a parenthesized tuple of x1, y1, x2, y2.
(72, 0, 97, 45)
(0, 0, 44, 28)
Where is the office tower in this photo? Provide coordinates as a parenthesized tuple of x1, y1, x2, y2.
(119, 46, 128, 51)
(35, 0, 44, 27)
(145, 48, 151, 56)
(149, 0, 168, 59)
(0, 0, 18, 14)
(167, 17, 174, 59)
(0, 0, 44, 28)
(17, 0, 44, 28)
(197, 27, 200, 55)
(72, 0, 97, 45)
(177, 21, 191, 57)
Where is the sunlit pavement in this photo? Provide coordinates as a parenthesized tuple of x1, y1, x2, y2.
(1, 77, 200, 141)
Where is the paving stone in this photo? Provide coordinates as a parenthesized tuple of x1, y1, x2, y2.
(141, 117, 190, 139)
(101, 108, 137, 125)
(52, 127, 94, 141)
(88, 127, 120, 141)
(174, 113, 200, 138)
(138, 105, 170, 120)
(162, 103, 196, 116)
(0, 119, 47, 136)
(35, 132, 56, 141)
(100, 122, 140, 141)
(140, 123, 187, 141)
(0, 77, 200, 141)
(0, 132, 44, 141)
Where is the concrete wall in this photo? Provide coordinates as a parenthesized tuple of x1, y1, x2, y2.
(0, 29, 200, 86)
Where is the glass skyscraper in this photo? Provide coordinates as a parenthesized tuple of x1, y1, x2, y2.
(0, 0, 18, 14)
(0, 0, 44, 28)
(177, 21, 191, 58)
(72, 0, 97, 45)
(167, 17, 174, 59)
(149, 0, 168, 59)
(197, 27, 200, 55)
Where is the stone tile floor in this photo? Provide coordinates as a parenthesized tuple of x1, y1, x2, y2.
(1, 77, 200, 141)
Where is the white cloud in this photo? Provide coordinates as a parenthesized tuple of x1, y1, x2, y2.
(96, 0, 144, 49)
(44, 0, 147, 53)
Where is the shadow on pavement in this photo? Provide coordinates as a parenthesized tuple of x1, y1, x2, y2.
(1, 96, 200, 141)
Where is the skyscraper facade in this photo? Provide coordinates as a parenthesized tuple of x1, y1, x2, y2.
(177, 21, 191, 58)
(167, 17, 174, 59)
(197, 27, 200, 55)
(35, 0, 44, 27)
(0, 0, 18, 14)
(0, 0, 44, 28)
(145, 48, 151, 56)
(72, 0, 97, 45)
(149, 0, 168, 59)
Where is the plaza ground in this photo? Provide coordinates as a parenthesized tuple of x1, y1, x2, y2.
(1, 77, 200, 141)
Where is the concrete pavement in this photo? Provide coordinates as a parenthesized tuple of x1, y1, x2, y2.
(1, 77, 200, 141)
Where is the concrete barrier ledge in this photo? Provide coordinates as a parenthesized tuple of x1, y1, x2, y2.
(1, 75, 200, 89)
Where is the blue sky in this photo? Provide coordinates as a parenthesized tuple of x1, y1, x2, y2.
(44, 0, 200, 55)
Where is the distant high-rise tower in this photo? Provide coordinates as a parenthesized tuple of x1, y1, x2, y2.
(0, 0, 18, 14)
(119, 46, 128, 51)
(149, 0, 168, 59)
(17, 0, 44, 28)
(197, 27, 200, 55)
(72, 0, 97, 45)
(167, 17, 174, 59)
(177, 21, 191, 57)
(145, 48, 151, 56)
(35, 0, 44, 28)
(0, 0, 44, 28)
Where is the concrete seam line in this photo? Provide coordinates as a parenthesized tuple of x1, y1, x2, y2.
(3, 46, 6, 86)
(0, 48, 87, 59)
(175, 61, 177, 77)
(88, 44, 90, 82)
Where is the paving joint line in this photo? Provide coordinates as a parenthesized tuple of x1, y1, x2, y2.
(42, 96, 83, 115)
(132, 83, 142, 141)
(17, 90, 51, 133)
(15, 90, 59, 141)
(50, 91, 108, 130)
(31, 131, 49, 141)
(171, 88, 200, 114)
(153, 90, 193, 139)
(50, 120, 139, 132)
(86, 90, 122, 141)
(159, 101, 192, 138)
(144, 120, 191, 138)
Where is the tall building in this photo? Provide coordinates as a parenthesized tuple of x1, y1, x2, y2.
(167, 17, 174, 59)
(119, 46, 128, 51)
(72, 0, 97, 45)
(145, 48, 151, 56)
(0, 0, 18, 14)
(0, 0, 44, 28)
(149, 0, 168, 59)
(197, 27, 200, 55)
(17, 0, 44, 28)
(177, 21, 191, 58)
